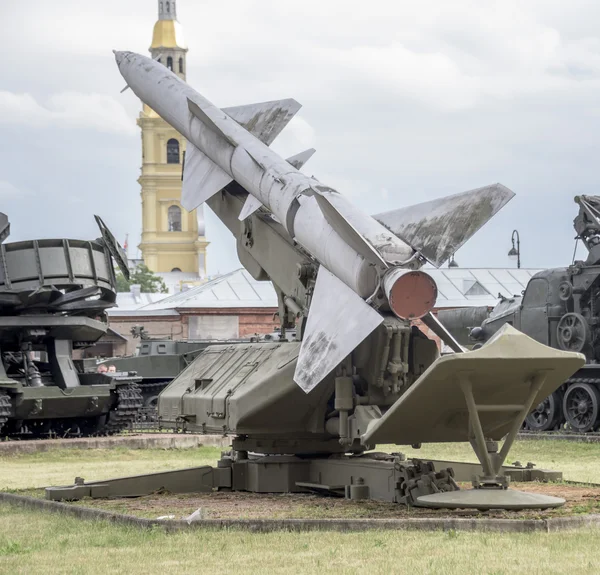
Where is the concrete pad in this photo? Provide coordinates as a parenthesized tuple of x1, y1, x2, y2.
(416, 489, 565, 510)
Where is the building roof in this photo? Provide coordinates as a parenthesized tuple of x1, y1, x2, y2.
(112, 291, 167, 311)
(426, 267, 541, 308)
(137, 269, 277, 311)
(151, 18, 187, 49)
(108, 267, 542, 315)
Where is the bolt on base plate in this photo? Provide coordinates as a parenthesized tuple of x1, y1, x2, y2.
(415, 489, 565, 511)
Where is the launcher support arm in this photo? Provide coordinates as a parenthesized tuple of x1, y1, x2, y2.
(207, 188, 316, 330)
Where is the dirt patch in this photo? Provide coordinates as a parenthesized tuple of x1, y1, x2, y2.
(65, 483, 600, 521)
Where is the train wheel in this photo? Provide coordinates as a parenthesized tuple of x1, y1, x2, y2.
(563, 383, 600, 432)
(525, 391, 564, 431)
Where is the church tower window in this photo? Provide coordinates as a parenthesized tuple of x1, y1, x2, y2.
(179, 57, 184, 73)
(167, 138, 180, 163)
(168, 205, 182, 231)
(167, 56, 173, 70)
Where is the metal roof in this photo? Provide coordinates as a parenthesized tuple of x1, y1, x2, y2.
(110, 292, 167, 311)
(427, 268, 542, 308)
(135, 269, 278, 311)
(108, 267, 543, 314)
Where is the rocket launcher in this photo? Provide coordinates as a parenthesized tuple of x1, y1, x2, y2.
(44, 48, 588, 511)
(114, 50, 516, 392)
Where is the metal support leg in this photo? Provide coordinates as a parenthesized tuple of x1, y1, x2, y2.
(459, 376, 494, 478)
(497, 372, 546, 466)
(461, 370, 548, 489)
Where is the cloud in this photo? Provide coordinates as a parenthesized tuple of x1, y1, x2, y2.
(0, 181, 31, 199)
(271, 116, 317, 158)
(0, 92, 136, 136)
(4, 0, 600, 275)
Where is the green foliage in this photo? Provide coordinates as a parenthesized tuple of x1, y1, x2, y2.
(115, 264, 168, 294)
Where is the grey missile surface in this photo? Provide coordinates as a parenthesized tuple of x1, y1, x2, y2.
(114, 50, 513, 392)
(52, 47, 584, 511)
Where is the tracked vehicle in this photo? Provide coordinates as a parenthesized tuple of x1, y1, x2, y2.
(439, 196, 600, 433)
(0, 213, 142, 437)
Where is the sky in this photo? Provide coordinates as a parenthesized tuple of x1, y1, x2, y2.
(2, 0, 600, 276)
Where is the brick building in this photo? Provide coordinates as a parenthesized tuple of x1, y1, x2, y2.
(107, 269, 279, 356)
(105, 267, 542, 357)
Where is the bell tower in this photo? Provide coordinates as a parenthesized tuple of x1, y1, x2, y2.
(137, 0, 209, 277)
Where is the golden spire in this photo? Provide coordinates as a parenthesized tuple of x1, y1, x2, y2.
(151, 1, 187, 50)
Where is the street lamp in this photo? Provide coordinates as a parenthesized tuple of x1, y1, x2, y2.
(508, 230, 521, 269)
(448, 253, 459, 268)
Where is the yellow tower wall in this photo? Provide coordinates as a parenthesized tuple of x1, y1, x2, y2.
(137, 107, 209, 275)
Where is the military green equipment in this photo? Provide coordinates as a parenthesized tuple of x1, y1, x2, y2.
(439, 195, 600, 433)
(0, 212, 142, 437)
(92, 326, 259, 408)
(43, 52, 586, 510)
(47, 325, 577, 509)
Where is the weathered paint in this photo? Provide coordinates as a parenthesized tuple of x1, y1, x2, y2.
(114, 50, 514, 391)
(373, 184, 514, 267)
(114, 51, 414, 301)
(294, 267, 383, 392)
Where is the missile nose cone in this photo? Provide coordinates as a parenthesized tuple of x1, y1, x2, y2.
(113, 51, 128, 67)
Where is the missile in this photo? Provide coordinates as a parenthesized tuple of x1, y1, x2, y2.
(114, 50, 514, 392)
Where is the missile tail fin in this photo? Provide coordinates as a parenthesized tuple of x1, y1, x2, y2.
(187, 99, 238, 147)
(286, 148, 316, 170)
(181, 140, 233, 211)
(372, 183, 515, 267)
(294, 266, 384, 393)
(314, 191, 388, 268)
(223, 99, 302, 146)
(238, 195, 264, 221)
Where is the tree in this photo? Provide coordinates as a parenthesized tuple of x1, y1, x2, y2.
(115, 264, 168, 294)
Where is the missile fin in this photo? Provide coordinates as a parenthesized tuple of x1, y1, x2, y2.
(187, 98, 238, 147)
(286, 148, 316, 170)
(313, 190, 389, 268)
(238, 195, 264, 221)
(181, 140, 233, 211)
(223, 99, 302, 146)
(372, 183, 515, 267)
(294, 266, 384, 393)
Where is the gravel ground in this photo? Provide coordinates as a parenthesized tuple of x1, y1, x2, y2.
(63, 482, 600, 521)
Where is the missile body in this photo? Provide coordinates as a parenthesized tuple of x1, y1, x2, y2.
(115, 50, 514, 391)
(114, 51, 433, 314)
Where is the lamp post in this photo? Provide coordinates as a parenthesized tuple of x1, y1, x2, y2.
(508, 230, 521, 269)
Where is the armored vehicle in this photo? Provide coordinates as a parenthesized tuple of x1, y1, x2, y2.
(439, 195, 600, 433)
(92, 326, 289, 408)
(0, 213, 142, 437)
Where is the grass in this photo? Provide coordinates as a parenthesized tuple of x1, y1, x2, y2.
(1, 439, 600, 573)
(1, 503, 600, 574)
(399, 440, 600, 484)
(0, 446, 222, 491)
(1, 439, 599, 492)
